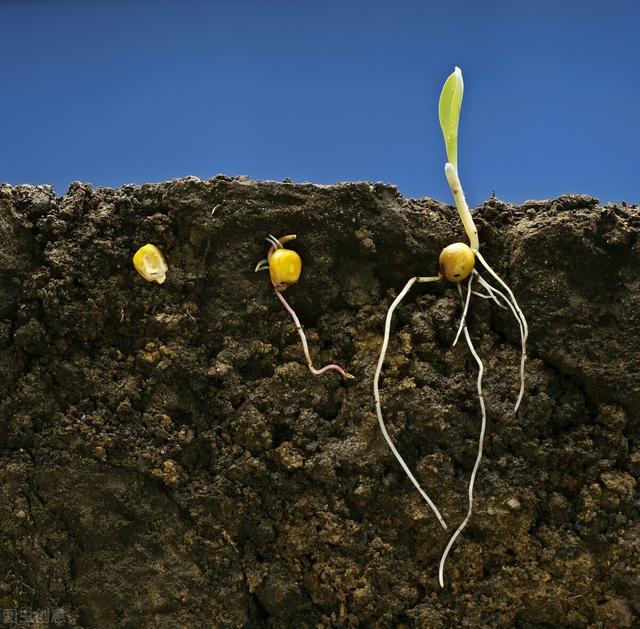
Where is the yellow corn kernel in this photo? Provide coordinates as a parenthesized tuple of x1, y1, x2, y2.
(269, 248, 302, 290)
(439, 242, 475, 282)
(133, 244, 168, 284)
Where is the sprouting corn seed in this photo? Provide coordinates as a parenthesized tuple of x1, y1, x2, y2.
(269, 248, 302, 291)
(439, 242, 475, 282)
(255, 234, 353, 379)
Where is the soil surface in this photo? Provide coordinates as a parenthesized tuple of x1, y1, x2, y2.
(0, 177, 638, 628)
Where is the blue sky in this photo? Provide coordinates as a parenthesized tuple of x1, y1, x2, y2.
(1, 0, 638, 204)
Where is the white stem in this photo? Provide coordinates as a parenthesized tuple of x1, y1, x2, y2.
(444, 162, 479, 251)
(439, 303, 486, 588)
(474, 252, 528, 413)
(374, 276, 447, 529)
(453, 275, 474, 347)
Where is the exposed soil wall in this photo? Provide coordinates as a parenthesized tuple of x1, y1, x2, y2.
(0, 177, 638, 628)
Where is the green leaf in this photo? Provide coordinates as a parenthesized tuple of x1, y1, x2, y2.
(438, 66, 464, 167)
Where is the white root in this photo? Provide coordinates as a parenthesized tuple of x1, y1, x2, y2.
(475, 272, 522, 331)
(439, 283, 487, 588)
(371, 249, 527, 586)
(266, 234, 283, 249)
(471, 285, 508, 309)
(373, 276, 447, 529)
(474, 252, 528, 413)
(275, 290, 353, 379)
(453, 275, 474, 347)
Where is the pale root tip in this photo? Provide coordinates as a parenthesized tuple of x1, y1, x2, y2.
(344, 372, 355, 380)
(254, 259, 267, 272)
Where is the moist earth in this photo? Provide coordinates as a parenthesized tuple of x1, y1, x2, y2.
(0, 177, 638, 628)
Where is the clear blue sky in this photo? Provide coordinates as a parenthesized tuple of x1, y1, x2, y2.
(1, 0, 638, 204)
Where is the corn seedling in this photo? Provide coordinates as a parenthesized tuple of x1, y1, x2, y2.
(255, 234, 354, 379)
(373, 67, 527, 587)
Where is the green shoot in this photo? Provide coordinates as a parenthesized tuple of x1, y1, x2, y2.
(438, 66, 464, 168)
(439, 67, 479, 251)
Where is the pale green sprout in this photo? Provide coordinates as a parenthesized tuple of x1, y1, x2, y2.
(439, 66, 464, 168)
(373, 66, 528, 588)
(439, 66, 479, 251)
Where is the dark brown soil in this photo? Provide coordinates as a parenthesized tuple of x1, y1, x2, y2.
(0, 177, 638, 628)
